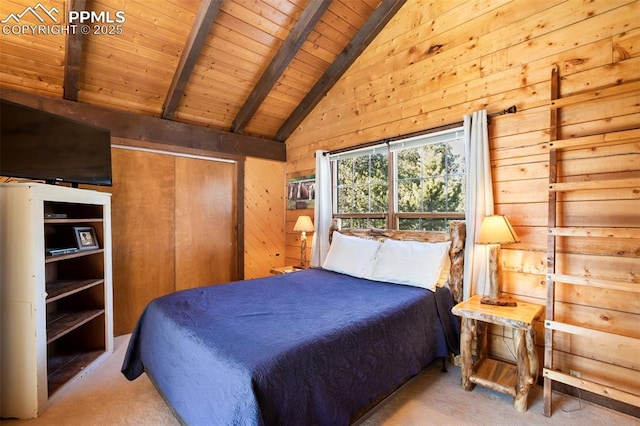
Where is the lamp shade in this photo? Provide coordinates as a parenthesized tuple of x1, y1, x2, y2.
(476, 215, 520, 245)
(294, 215, 315, 233)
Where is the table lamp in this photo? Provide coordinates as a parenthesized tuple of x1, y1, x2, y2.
(476, 215, 520, 299)
(294, 215, 314, 268)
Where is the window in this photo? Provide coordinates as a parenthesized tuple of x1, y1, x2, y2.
(331, 128, 465, 231)
(333, 146, 388, 229)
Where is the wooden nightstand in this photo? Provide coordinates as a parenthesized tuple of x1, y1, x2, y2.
(270, 266, 304, 275)
(452, 295, 543, 412)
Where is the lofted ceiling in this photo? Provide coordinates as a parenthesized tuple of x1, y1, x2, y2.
(0, 0, 406, 145)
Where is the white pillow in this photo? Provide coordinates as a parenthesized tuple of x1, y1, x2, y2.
(368, 239, 451, 291)
(322, 231, 381, 278)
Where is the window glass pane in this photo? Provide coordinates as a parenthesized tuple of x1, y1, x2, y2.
(336, 186, 353, 213)
(448, 137, 466, 175)
(370, 218, 386, 228)
(396, 130, 465, 217)
(371, 183, 388, 212)
(423, 176, 446, 212)
(397, 148, 420, 179)
(370, 153, 388, 182)
(397, 179, 421, 212)
(354, 185, 370, 213)
(334, 152, 388, 219)
(341, 217, 386, 229)
(448, 175, 465, 212)
(398, 218, 420, 231)
(341, 218, 355, 228)
(337, 158, 355, 185)
(422, 218, 447, 232)
(421, 144, 445, 178)
(353, 156, 370, 182)
(398, 218, 447, 232)
(446, 137, 465, 212)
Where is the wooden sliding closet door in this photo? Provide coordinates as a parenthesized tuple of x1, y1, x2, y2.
(107, 146, 239, 334)
(107, 148, 176, 336)
(175, 157, 238, 291)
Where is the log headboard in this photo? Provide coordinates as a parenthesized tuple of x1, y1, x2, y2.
(329, 220, 466, 303)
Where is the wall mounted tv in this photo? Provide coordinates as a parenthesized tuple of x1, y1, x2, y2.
(0, 99, 112, 186)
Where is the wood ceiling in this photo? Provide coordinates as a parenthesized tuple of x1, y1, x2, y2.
(0, 0, 406, 152)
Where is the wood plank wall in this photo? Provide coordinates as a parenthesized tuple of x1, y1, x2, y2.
(285, 169, 316, 268)
(283, 0, 640, 406)
(244, 157, 286, 278)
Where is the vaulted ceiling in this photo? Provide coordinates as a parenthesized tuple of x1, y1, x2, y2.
(0, 0, 406, 148)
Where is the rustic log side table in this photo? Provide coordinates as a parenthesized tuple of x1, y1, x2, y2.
(452, 295, 543, 412)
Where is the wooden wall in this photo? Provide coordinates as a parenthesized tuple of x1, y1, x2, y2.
(284, 0, 640, 408)
(244, 157, 287, 279)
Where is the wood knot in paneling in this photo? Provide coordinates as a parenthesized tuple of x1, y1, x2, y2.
(426, 44, 443, 55)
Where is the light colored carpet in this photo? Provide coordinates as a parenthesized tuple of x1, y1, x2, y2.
(3, 335, 638, 425)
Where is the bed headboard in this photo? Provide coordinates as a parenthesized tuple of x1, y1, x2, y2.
(329, 220, 466, 303)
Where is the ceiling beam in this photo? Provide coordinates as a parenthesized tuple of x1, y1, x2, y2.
(63, 0, 86, 101)
(230, 0, 332, 134)
(1, 89, 286, 162)
(162, 0, 223, 120)
(275, 0, 407, 142)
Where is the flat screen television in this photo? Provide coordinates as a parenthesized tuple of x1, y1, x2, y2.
(0, 99, 112, 186)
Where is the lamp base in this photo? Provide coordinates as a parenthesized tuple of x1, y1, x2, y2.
(487, 244, 499, 299)
(299, 234, 307, 268)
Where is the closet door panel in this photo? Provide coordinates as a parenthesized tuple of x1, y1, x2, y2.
(108, 148, 176, 335)
(175, 157, 237, 291)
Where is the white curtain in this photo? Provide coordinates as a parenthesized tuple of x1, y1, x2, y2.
(310, 150, 332, 267)
(463, 110, 494, 299)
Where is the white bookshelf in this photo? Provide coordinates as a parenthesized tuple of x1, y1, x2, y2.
(0, 183, 113, 419)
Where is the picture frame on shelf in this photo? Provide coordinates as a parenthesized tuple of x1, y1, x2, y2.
(73, 226, 99, 250)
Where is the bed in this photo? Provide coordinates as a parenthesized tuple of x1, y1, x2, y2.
(122, 222, 465, 425)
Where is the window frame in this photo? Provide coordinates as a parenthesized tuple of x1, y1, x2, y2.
(330, 126, 465, 231)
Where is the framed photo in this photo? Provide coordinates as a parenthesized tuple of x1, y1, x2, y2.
(287, 175, 315, 210)
(73, 226, 99, 251)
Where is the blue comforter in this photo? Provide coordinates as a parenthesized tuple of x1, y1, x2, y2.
(122, 268, 459, 425)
